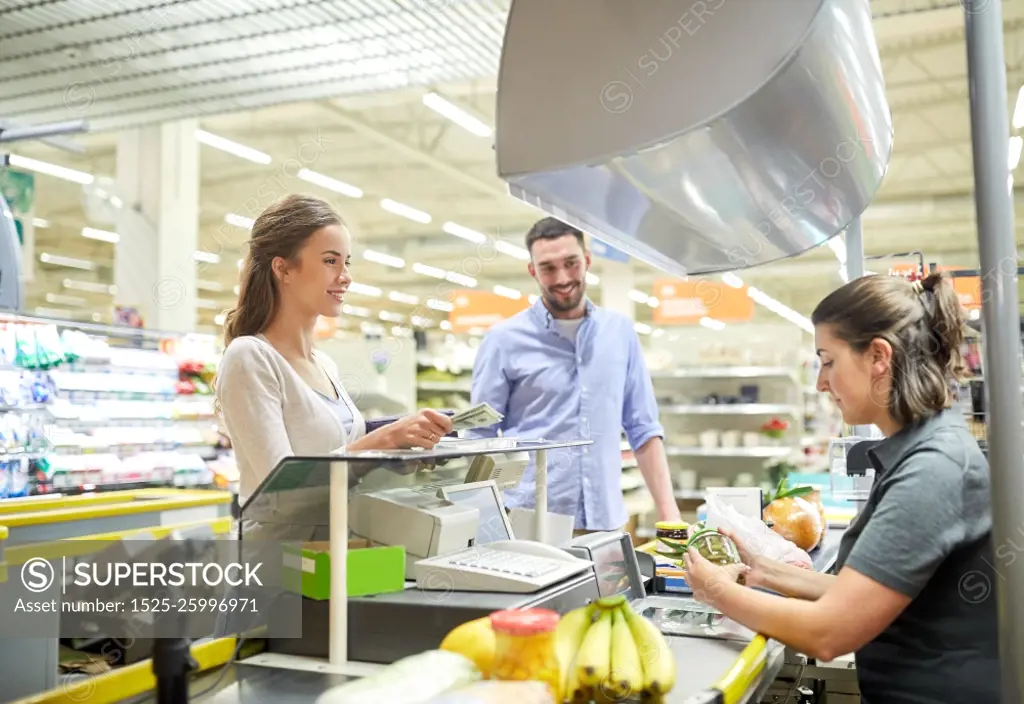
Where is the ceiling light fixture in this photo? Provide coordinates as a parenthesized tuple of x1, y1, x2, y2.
(446, 271, 477, 288)
(628, 289, 650, 304)
(699, 316, 726, 330)
(196, 129, 272, 165)
(422, 92, 493, 138)
(493, 285, 521, 300)
(298, 168, 363, 198)
(63, 279, 117, 295)
(722, 273, 744, 288)
(494, 240, 530, 261)
(347, 282, 382, 297)
(389, 291, 420, 305)
(225, 213, 255, 230)
(82, 227, 119, 243)
(380, 198, 431, 224)
(342, 304, 372, 317)
(413, 262, 446, 279)
(363, 249, 406, 269)
(197, 280, 224, 292)
(8, 154, 94, 185)
(39, 253, 95, 271)
(747, 286, 813, 333)
(427, 299, 454, 312)
(443, 221, 487, 244)
(32, 218, 50, 228)
(1010, 135, 1022, 171)
(440, 320, 452, 331)
(193, 250, 220, 264)
(634, 323, 652, 335)
(379, 311, 406, 323)
(45, 293, 85, 307)
(585, 272, 600, 286)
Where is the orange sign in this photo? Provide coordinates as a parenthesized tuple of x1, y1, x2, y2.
(886, 264, 981, 309)
(449, 290, 530, 332)
(314, 316, 338, 339)
(652, 279, 754, 325)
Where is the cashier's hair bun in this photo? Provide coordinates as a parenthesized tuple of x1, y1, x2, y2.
(222, 195, 343, 346)
(811, 270, 967, 425)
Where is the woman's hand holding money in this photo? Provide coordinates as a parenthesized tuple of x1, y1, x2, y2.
(350, 409, 454, 451)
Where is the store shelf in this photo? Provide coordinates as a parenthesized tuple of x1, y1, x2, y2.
(417, 380, 473, 393)
(661, 403, 801, 416)
(651, 366, 800, 383)
(675, 489, 707, 501)
(665, 446, 794, 458)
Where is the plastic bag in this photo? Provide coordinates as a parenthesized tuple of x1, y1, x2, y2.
(703, 494, 813, 569)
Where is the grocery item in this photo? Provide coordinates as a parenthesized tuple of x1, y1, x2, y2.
(763, 496, 823, 551)
(655, 521, 689, 541)
(553, 603, 595, 700)
(763, 480, 823, 551)
(440, 616, 498, 678)
(557, 595, 676, 701)
(489, 609, 561, 697)
(314, 650, 481, 703)
(806, 488, 828, 543)
(687, 529, 742, 567)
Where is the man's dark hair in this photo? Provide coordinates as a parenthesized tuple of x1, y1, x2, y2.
(524, 217, 585, 254)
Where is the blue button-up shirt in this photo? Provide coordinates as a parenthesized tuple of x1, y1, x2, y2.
(467, 297, 664, 530)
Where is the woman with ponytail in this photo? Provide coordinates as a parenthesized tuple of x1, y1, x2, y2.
(684, 271, 1000, 703)
(216, 195, 452, 510)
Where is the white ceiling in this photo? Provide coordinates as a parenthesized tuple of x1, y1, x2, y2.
(2, 0, 1023, 332)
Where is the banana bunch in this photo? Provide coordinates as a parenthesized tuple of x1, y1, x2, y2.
(554, 596, 676, 702)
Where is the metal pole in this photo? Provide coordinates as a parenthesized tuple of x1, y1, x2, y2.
(844, 216, 865, 280)
(963, 3, 1024, 702)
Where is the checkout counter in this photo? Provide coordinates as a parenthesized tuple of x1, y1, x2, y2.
(17, 440, 843, 704)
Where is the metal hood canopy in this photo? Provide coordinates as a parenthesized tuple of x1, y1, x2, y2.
(495, 0, 894, 277)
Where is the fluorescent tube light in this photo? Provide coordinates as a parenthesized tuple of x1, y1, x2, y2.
(443, 221, 487, 244)
(440, 321, 452, 331)
(528, 294, 539, 304)
(214, 314, 226, 326)
(722, 273, 744, 288)
(422, 92, 493, 138)
(8, 154, 93, 185)
(363, 249, 406, 269)
(196, 130, 271, 165)
(700, 317, 726, 330)
(389, 291, 419, 305)
(1010, 135, 1022, 171)
(298, 168, 363, 198)
(413, 262, 446, 279)
(197, 280, 224, 292)
(197, 299, 220, 310)
(347, 282, 382, 297)
(647, 297, 660, 309)
(380, 198, 431, 224)
(342, 304, 372, 317)
(63, 279, 116, 295)
(45, 293, 85, 306)
(225, 213, 255, 230)
(32, 218, 50, 228)
(39, 253, 95, 271)
(493, 285, 521, 300)
(628, 289, 649, 304)
(82, 227, 119, 244)
(379, 311, 406, 323)
(634, 323, 652, 335)
(585, 272, 600, 286)
(446, 271, 477, 288)
(495, 240, 530, 261)
(193, 250, 220, 264)
(427, 299, 454, 312)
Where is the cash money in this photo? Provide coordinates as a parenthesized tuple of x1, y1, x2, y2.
(450, 402, 504, 431)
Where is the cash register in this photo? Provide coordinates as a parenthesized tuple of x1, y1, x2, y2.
(245, 443, 640, 665)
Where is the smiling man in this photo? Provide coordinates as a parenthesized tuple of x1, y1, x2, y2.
(467, 217, 680, 534)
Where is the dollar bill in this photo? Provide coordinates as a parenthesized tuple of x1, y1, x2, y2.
(450, 402, 504, 431)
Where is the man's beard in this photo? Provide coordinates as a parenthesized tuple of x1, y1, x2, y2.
(543, 281, 586, 312)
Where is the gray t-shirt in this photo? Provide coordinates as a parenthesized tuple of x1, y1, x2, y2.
(836, 408, 1000, 703)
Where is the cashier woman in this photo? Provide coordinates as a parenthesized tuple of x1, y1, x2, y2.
(684, 272, 1000, 703)
(215, 195, 453, 507)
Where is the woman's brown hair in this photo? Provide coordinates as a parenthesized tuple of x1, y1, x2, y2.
(811, 270, 968, 426)
(223, 194, 343, 346)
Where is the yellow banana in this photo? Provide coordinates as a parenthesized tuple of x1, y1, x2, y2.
(554, 604, 595, 702)
(621, 604, 677, 695)
(606, 606, 645, 700)
(574, 607, 613, 689)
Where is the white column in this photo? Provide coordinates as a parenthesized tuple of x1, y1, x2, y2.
(114, 119, 199, 332)
(598, 259, 635, 319)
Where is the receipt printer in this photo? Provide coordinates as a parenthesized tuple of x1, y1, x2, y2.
(349, 487, 479, 578)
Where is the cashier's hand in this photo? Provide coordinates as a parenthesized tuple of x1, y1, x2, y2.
(374, 409, 453, 450)
(684, 547, 749, 608)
